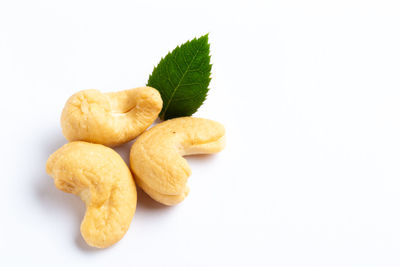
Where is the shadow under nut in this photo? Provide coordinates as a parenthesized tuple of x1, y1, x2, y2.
(130, 117, 226, 206)
(46, 141, 137, 248)
(61, 87, 163, 147)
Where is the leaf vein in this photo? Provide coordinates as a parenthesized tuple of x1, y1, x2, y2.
(161, 44, 203, 118)
(172, 54, 184, 75)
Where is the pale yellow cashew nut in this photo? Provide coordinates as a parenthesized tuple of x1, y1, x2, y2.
(61, 87, 162, 147)
(130, 117, 226, 206)
(46, 141, 137, 248)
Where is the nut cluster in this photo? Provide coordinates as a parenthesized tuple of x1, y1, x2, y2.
(46, 86, 225, 248)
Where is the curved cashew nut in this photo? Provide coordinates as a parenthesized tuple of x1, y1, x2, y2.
(61, 87, 162, 147)
(130, 117, 225, 205)
(46, 141, 137, 248)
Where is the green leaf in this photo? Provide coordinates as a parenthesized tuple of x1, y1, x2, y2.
(147, 34, 212, 120)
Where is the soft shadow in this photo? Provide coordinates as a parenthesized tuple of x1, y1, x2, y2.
(75, 235, 103, 252)
(185, 153, 219, 163)
(113, 140, 134, 165)
(133, 154, 219, 211)
(185, 154, 216, 159)
(35, 174, 84, 217)
(152, 118, 162, 125)
(112, 118, 162, 164)
(136, 187, 171, 211)
(43, 133, 67, 156)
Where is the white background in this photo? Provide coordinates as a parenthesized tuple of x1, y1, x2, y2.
(1, 0, 400, 266)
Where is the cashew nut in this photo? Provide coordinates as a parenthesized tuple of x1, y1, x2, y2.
(61, 87, 162, 147)
(46, 141, 137, 248)
(130, 117, 225, 205)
